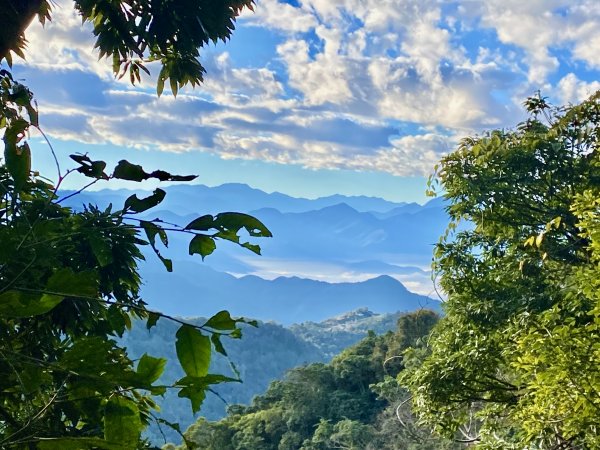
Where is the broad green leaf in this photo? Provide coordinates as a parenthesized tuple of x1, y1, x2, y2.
(184, 215, 214, 231)
(124, 189, 166, 213)
(176, 374, 239, 413)
(0, 290, 60, 318)
(104, 397, 142, 448)
(213, 212, 272, 237)
(189, 234, 216, 259)
(107, 304, 128, 337)
(204, 310, 237, 330)
(137, 353, 166, 384)
(178, 385, 206, 413)
(175, 325, 211, 378)
(45, 268, 98, 298)
(4, 139, 31, 191)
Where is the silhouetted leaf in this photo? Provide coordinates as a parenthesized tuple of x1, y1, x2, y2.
(184, 215, 214, 231)
(124, 189, 166, 213)
(189, 234, 216, 259)
(146, 312, 160, 330)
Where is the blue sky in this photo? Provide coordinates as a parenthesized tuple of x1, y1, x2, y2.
(14, 0, 600, 202)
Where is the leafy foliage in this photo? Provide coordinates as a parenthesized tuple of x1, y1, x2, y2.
(0, 0, 254, 95)
(168, 310, 455, 450)
(402, 92, 600, 448)
(0, 55, 270, 449)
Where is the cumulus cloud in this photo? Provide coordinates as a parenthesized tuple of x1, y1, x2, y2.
(557, 73, 600, 104)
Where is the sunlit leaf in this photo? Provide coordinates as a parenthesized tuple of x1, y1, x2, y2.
(175, 325, 211, 378)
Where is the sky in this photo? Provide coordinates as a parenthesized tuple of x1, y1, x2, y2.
(14, 0, 600, 203)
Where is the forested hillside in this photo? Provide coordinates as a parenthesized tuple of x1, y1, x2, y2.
(164, 310, 456, 450)
(122, 309, 406, 444)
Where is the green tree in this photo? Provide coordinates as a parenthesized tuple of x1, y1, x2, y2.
(174, 311, 448, 450)
(0, 1, 269, 448)
(401, 92, 600, 448)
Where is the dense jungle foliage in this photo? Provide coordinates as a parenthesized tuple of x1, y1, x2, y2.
(402, 92, 600, 449)
(166, 310, 457, 450)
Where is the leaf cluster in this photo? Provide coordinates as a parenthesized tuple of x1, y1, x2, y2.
(1, 0, 254, 95)
(403, 91, 600, 448)
(0, 67, 270, 449)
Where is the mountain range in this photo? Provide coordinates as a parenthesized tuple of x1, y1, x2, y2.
(61, 183, 448, 320)
(139, 262, 439, 324)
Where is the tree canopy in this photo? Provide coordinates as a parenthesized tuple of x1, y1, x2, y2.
(169, 310, 452, 450)
(401, 92, 600, 448)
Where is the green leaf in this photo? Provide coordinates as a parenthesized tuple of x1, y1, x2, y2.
(4, 138, 31, 191)
(175, 325, 211, 378)
(45, 268, 98, 298)
(176, 374, 240, 387)
(189, 234, 216, 259)
(140, 221, 172, 271)
(178, 385, 206, 413)
(213, 212, 272, 237)
(136, 353, 166, 384)
(89, 234, 113, 266)
(177, 374, 239, 413)
(0, 268, 94, 317)
(146, 311, 160, 330)
(159, 255, 173, 272)
(140, 220, 168, 247)
(211, 333, 228, 356)
(184, 215, 214, 231)
(124, 189, 166, 213)
(204, 310, 237, 330)
(241, 242, 261, 255)
(112, 160, 147, 182)
(104, 397, 142, 449)
(0, 291, 57, 318)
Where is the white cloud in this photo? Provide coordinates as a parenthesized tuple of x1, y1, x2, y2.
(556, 73, 600, 104)
(13, 0, 600, 180)
(241, 0, 318, 32)
(23, 0, 111, 79)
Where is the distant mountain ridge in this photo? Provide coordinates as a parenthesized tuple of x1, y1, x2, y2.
(61, 182, 448, 317)
(139, 262, 440, 324)
(60, 182, 418, 214)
